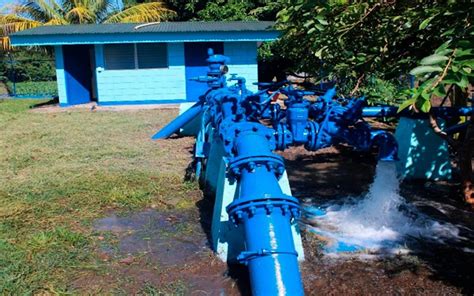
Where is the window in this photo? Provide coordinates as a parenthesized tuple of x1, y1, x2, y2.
(104, 44, 135, 70)
(104, 43, 168, 70)
(137, 43, 168, 69)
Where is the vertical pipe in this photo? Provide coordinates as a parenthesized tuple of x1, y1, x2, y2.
(228, 128, 304, 296)
(238, 167, 304, 296)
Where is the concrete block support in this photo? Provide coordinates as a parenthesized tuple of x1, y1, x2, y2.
(395, 117, 452, 180)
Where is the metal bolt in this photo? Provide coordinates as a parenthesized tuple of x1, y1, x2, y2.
(265, 205, 274, 215)
(232, 167, 240, 176)
(291, 208, 299, 218)
(277, 166, 285, 175)
(249, 206, 257, 216)
(248, 162, 256, 171)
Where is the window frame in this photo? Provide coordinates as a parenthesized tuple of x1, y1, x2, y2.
(104, 43, 169, 71)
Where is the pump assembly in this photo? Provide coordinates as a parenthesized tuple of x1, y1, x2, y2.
(153, 49, 473, 295)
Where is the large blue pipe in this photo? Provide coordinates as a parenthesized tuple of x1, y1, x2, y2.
(152, 101, 204, 139)
(227, 125, 304, 296)
(362, 106, 473, 118)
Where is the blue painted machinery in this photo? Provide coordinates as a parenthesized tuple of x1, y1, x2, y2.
(153, 49, 473, 295)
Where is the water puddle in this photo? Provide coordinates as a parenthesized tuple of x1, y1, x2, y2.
(94, 209, 208, 266)
(91, 209, 243, 294)
(302, 162, 473, 256)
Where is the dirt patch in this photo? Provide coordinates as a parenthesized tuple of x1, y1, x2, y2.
(280, 146, 377, 200)
(72, 209, 243, 295)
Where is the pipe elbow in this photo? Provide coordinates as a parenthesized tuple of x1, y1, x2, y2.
(370, 131, 399, 162)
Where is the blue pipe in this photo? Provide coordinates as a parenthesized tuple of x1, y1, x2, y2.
(362, 106, 474, 118)
(370, 130, 399, 161)
(152, 101, 204, 139)
(226, 125, 304, 296)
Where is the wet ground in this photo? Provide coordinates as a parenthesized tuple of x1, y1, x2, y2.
(84, 209, 242, 295)
(283, 146, 474, 295)
(80, 145, 473, 295)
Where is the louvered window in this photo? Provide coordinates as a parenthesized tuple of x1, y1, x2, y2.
(104, 44, 135, 70)
(137, 43, 168, 69)
(104, 43, 168, 70)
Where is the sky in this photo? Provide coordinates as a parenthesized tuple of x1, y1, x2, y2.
(0, 1, 125, 11)
(0, 0, 18, 10)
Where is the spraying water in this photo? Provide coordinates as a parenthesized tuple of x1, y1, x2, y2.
(303, 162, 464, 255)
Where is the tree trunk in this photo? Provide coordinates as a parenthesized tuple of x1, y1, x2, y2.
(459, 117, 474, 207)
(452, 86, 473, 207)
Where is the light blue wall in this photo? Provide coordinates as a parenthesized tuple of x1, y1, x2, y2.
(224, 42, 259, 92)
(95, 43, 186, 103)
(93, 41, 260, 105)
(53, 46, 68, 105)
(53, 41, 262, 105)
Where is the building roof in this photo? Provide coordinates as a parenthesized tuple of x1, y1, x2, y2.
(10, 21, 279, 46)
(13, 21, 275, 35)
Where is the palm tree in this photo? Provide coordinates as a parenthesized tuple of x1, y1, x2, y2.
(0, 0, 176, 50)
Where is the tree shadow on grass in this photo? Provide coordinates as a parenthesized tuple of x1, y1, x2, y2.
(28, 96, 59, 108)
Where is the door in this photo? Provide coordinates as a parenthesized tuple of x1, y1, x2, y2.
(184, 42, 224, 102)
(63, 45, 93, 105)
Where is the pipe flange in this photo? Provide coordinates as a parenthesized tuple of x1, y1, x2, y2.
(275, 123, 293, 150)
(228, 154, 285, 177)
(304, 121, 320, 151)
(227, 197, 301, 226)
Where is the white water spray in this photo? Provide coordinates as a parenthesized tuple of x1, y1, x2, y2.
(304, 162, 462, 254)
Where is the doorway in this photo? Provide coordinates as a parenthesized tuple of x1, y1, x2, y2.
(63, 45, 93, 105)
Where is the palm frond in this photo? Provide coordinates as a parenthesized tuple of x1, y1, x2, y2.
(0, 15, 42, 34)
(44, 18, 68, 25)
(104, 2, 176, 23)
(90, 0, 116, 23)
(0, 14, 42, 51)
(19, 0, 64, 23)
(60, 0, 77, 13)
(65, 6, 96, 24)
(1, 36, 11, 51)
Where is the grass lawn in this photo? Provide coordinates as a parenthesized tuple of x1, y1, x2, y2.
(0, 99, 198, 294)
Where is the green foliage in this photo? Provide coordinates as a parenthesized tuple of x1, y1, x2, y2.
(6, 81, 58, 96)
(196, 1, 256, 21)
(1, 49, 56, 96)
(359, 78, 406, 106)
(163, 0, 279, 21)
(2, 50, 55, 83)
(276, 1, 473, 105)
(407, 23, 473, 112)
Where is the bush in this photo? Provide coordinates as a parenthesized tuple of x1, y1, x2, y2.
(6, 81, 58, 96)
(1, 49, 56, 83)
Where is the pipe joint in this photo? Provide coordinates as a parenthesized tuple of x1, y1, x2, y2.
(228, 154, 285, 178)
(227, 197, 300, 226)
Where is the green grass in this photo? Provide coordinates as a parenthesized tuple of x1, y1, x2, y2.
(0, 99, 198, 294)
(6, 81, 58, 96)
